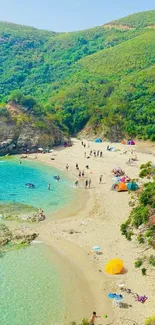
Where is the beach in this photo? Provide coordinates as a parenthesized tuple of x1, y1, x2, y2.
(28, 139, 155, 325)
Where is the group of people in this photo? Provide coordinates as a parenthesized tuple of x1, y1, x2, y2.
(90, 149, 103, 158)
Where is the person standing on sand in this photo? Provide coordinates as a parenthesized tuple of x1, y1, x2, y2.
(89, 311, 100, 325)
(48, 184, 51, 190)
(82, 170, 85, 177)
(75, 180, 78, 187)
(99, 175, 103, 184)
(66, 163, 69, 170)
(85, 179, 88, 188)
(79, 171, 81, 178)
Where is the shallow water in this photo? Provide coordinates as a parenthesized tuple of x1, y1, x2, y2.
(0, 158, 77, 324)
(0, 244, 65, 325)
(0, 158, 75, 213)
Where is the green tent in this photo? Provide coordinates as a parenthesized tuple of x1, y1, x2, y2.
(127, 182, 139, 191)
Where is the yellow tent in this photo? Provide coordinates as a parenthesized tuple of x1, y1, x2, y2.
(105, 258, 124, 275)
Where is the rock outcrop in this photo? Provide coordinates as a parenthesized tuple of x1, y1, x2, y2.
(0, 103, 67, 155)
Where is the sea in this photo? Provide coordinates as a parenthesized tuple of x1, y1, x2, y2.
(0, 157, 76, 325)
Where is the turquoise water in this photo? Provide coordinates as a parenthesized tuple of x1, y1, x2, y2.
(0, 244, 65, 325)
(0, 158, 75, 213)
(0, 158, 77, 325)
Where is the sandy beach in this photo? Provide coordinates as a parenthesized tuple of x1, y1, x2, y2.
(28, 139, 155, 325)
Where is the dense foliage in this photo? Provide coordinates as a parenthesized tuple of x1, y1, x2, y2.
(121, 163, 155, 248)
(0, 10, 155, 139)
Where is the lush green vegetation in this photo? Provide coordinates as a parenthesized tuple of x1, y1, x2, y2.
(121, 163, 155, 274)
(0, 10, 155, 139)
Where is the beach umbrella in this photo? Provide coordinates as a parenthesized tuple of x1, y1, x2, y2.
(105, 258, 124, 275)
(93, 246, 101, 251)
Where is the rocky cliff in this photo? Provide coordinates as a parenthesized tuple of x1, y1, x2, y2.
(0, 103, 66, 155)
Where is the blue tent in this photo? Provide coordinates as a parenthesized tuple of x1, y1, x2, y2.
(95, 138, 102, 143)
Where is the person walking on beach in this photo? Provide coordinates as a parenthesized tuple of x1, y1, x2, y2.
(48, 184, 51, 190)
(99, 175, 103, 184)
(66, 163, 69, 171)
(75, 180, 79, 187)
(82, 170, 85, 177)
(89, 311, 101, 325)
(88, 179, 91, 188)
(79, 171, 81, 178)
(76, 163, 79, 170)
(85, 179, 88, 188)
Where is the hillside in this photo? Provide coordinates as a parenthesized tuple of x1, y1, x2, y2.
(0, 10, 155, 141)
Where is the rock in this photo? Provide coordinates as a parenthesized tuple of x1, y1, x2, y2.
(0, 103, 68, 155)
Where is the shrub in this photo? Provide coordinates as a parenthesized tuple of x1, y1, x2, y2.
(141, 267, 147, 276)
(145, 230, 153, 238)
(149, 255, 155, 267)
(135, 258, 143, 268)
(132, 206, 149, 228)
(145, 316, 155, 325)
(137, 234, 145, 244)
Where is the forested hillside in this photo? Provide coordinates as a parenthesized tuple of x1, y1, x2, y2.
(0, 10, 155, 140)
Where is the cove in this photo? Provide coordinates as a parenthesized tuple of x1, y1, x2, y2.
(0, 158, 75, 213)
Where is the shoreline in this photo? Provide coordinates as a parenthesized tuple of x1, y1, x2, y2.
(34, 139, 155, 325)
(2, 139, 155, 325)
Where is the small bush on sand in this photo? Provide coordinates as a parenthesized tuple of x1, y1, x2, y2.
(137, 234, 145, 244)
(149, 255, 155, 267)
(135, 258, 143, 268)
(141, 267, 147, 276)
(145, 316, 155, 325)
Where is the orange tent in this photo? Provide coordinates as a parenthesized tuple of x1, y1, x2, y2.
(105, 258, 124, 275)
(117, 182, 128, 192)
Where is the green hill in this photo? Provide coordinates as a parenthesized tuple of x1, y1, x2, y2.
(0, 10, 155, 141)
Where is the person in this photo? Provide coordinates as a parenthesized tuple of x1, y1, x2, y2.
(84, 143, 86, 148)
(97, 150, 100, 156)
(99, 175, 103, 184)
(94, 151, 96, 157)
(76, 163, 79, 170)
(75, 180, 78, 187)
(19, 159, 22, 164)
(88, 179, 91, 188)
(79, 171, 81, 178)
(57, 175, 60, 181)
(90, 150, 92, 156)
(85, 179, 88, 188)
(66, 163, 69, 170)
(89, 311, 100, 325)
(107, 145, 110, 150)
(81, 141, 83, 146)
(82, 170, 85, 177)
(86, 165, 89, 169)
(100, 151, 103, 157)
(48, 184, 51, 190)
